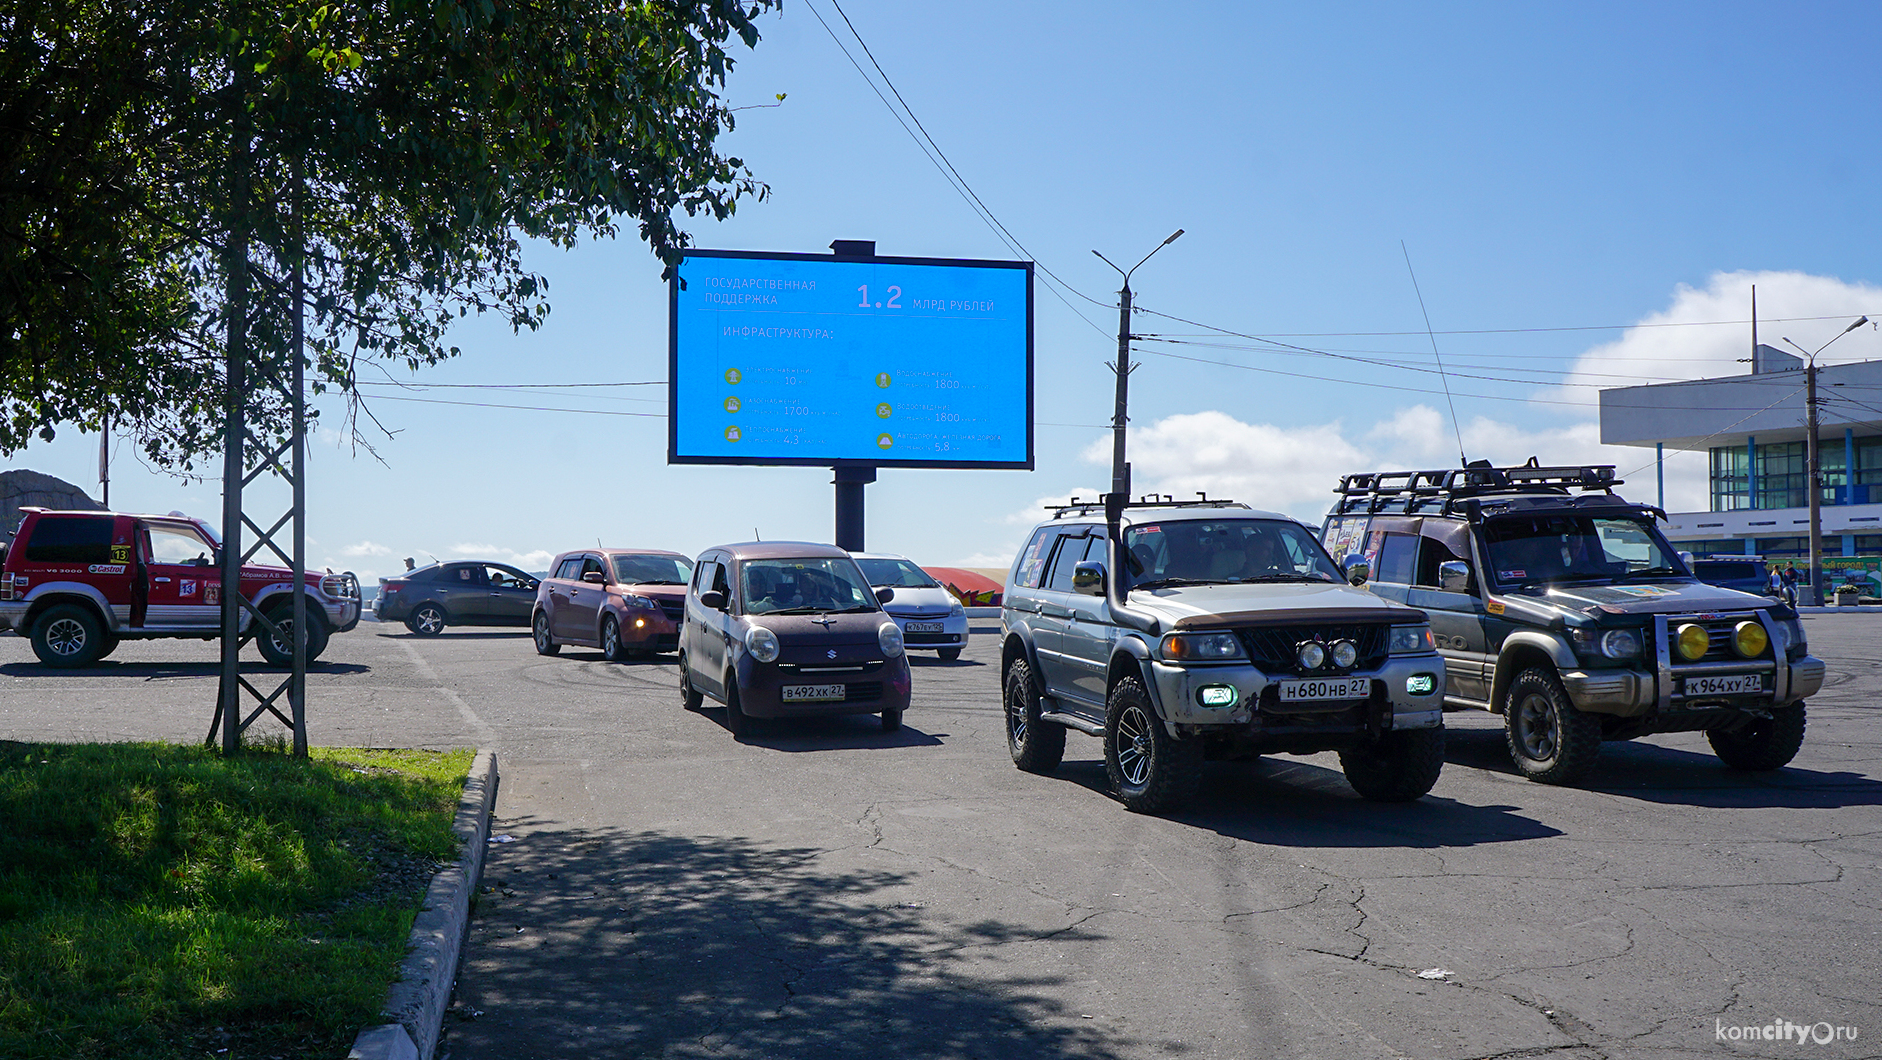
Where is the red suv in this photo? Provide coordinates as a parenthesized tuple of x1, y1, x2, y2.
(0, 507, 361, 667)
(533, 548, 691, 660)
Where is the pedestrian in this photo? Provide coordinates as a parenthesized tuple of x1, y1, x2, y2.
(1768, 564, 1783, 599)
(1781, 562, 1799, 606)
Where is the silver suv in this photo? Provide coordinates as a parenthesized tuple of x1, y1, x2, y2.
(1000, 498, 1447, 813)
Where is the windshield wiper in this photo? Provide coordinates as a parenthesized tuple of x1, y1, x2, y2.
(1132, 577, 1218, 590)
(1617, 566, 1682, 581)
(1235, 573, 1328, 583)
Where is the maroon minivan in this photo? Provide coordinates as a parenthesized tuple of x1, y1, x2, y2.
(533, 548, 692, 660)
(679, 541, 912, 734)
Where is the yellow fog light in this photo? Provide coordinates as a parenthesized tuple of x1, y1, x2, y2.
(1674, 623, 1710, 661)
(1731, 620, 1768, 658)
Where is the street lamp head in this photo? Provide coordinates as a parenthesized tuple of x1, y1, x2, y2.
(1847, 316, 1870, 333)
(1162, 229, 1185, 246)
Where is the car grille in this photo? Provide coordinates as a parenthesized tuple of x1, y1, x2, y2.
(1237, 624, 1389, 676)
(659, 601, 684, 623)
(843, 682, 884, 702)
(779, 660, 886, 675)
(904, 632, 959, 645)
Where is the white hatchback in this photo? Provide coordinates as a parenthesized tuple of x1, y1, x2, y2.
(851, 552, 969, 661)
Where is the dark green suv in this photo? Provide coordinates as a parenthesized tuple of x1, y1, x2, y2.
(1321, 462, 1824, 784)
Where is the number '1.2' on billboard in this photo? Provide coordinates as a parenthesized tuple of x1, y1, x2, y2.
(668, 249, 1033, 468)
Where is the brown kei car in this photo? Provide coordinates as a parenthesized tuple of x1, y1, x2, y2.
(533, 548, 693, 660)
(679, 541, 912, 735)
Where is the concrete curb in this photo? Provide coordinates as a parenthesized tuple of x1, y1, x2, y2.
(348, 748, 500, 1060)
(1797, 605, 1877, 614)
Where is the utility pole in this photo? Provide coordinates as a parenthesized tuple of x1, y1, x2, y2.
(1785, 315, 1870, 607)
(1093, 230, 1184, 515)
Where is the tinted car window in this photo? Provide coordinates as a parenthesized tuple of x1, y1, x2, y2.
(1044, 533, 1092, 592)
(555, 557, 584, 581)
(613, 554, 693, 585)
(1011, 527, 1056, 589)
(856, 558, 937, 588)
(1414, 534, 1469, 588)
(24, 516, 113, 563)
(1374, 532, 1419, 585)
(450, 565, 487, 585)
(1127, 519, 1339, 584)
(581, 556, 605, 580)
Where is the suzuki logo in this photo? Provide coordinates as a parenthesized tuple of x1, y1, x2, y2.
(827, 649, 838, 659)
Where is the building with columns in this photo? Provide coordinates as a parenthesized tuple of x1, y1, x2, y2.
(1599, 346, 1882, 560)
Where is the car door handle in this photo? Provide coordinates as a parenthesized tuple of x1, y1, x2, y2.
(489, 592, 503, 597)
(154, 577, 171, 583)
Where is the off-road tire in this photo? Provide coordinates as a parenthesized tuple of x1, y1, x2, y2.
(30, 604, 107, 667)
(1003, 657, 1065, 774)
(1339, 727, 1446, 802)
(532, 612, 560, 656)
(1708, 703, 1807, 771)
(938, 647, 962, 662)
(679, 653, 705, 710)
(96, 633, 120, 661)
(601, 616, 628, 662)
(407, 603, 446, 637)
(1504, 667, 1602, 784)
(881, 708, 904, 732)
(1104, 676, 1204, 813)
(257, 604, 329, 668)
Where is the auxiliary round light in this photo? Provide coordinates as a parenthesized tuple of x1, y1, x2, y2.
(1329, 639, 1359, 669)
(1731, 620, 1768, 659)
(1674, 623, 1710, 661)
(1296, 642, 1325, 670)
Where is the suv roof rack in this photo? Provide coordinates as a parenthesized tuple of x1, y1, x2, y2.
(1045, 492, 1250, 520)
(1331, 459, 1625, 517)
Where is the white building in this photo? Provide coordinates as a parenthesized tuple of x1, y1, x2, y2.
(1599, 346, 1882, 560)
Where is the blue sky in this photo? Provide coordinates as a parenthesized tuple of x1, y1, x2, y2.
(12, 1, 1882, 584)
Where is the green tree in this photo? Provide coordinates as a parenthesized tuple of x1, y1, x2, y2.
(0, 0, 778, 467)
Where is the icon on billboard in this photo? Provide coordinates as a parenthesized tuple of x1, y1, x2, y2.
(725, 396, 741, 413)
(875, 372, 891, 389)
(876, 403, 892, 419)
(725, 368, 742, 385)
(725, 425, 742, 442)
(876, 433, 893, 450)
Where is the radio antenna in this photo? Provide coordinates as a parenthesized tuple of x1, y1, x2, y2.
(1401, 241, 1467, 468)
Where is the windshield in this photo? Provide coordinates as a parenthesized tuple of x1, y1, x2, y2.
(1125, 518, 1340, 586)
(740, 557, 879, 615)
(1482, 515, 1686, 588)
(855, 558, 937, 588)
(612, 554, 694, 585)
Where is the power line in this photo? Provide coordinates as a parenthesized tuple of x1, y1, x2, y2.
(1140, 311, 1882, 340)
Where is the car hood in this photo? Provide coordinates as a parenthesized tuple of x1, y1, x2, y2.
(1129, 580, 1425, 631)
(1502, 579, 1780, 618)
(749, 611, 889, 646)
(880, 585, 957, 616)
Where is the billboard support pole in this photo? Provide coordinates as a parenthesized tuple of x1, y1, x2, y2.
(833, 465, 875, 551)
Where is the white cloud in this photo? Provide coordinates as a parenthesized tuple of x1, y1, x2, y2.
(340, 540, 393, 557)
(1561, 270, 1882, 395)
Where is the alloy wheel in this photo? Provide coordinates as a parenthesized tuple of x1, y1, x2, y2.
(46, 617, 86, 658)
(415, 606, 444, 635)
(1114, 704, 1154, 786)
(1516, 692, 1557, 760)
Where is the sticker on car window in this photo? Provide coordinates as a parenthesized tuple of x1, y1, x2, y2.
(1499, 570, 1525, 578)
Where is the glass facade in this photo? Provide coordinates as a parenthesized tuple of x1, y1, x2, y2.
(1709, 434, 1867, 510)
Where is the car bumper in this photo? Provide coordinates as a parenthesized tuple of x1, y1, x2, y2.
(0, 602, 20, 632)
(1563, 653, 1825, 717)
(1148, 652, 1445, 729)
(616, 609, 680, 652)
(886, 610, 968, 650)
(734, 655, 913, 718)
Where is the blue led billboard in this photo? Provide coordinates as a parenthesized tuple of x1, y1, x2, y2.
(668, 249, 1033, 468)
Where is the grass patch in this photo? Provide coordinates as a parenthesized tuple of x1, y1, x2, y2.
(0, 741, 474, 1059)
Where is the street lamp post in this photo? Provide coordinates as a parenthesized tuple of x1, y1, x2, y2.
(1784, 316, 1870, 606)
(1092, 229, 1184, 513)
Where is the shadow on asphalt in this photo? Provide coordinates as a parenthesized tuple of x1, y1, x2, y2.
(701, 707, 946, 750)
(1040, 756, 1562, 848)
(1443, 727, 1882, 809)
(447, 825, 1144, 1060)
(374, 630, 533, 640)
(908, 655, 985, 668)
(0, 660, 371, 679)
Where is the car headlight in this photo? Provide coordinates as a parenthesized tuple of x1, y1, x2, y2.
(1388, 625, 1435, 654)
(948, 599, 965, 617)
(878, 622, 905, 658)
(1779, 617, 1807, 656)
(745, 626, 780, 663)
(1600, 629, 1642, 659)
(1160, 631, 1245, 661)
(621, 593, 656, 610)
(1328, 639, 1359, 669)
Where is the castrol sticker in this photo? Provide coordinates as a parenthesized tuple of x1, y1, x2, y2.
(87, 564, 126, 575)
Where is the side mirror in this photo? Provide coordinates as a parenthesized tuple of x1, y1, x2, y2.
(1343, 555, 1370, 586)
(1677, 551, 1694, 569)
(1438, 560, 1470, 593)
(582, 571, 605, 585)
(698, 589, 726, 610)
(875, 586, 895, 604)
(1072, 560, 1106, 596)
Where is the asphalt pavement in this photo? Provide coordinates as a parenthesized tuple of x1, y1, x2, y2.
(2, 616, 1878, 1060)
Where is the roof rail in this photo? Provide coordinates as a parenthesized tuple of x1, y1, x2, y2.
(1046, 492, 1250, 520)
(1330, 459, 1624, 517)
